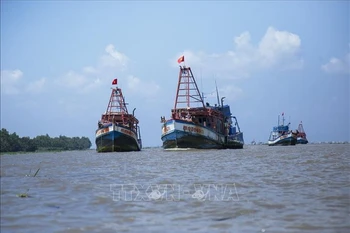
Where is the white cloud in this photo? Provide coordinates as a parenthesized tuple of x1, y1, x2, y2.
(51, 44, 162, 97)
(56, 70, 88, 88)
(172, 26, 303, 78)
(99, 44, 129, 69)
(81, 77, 102, 93)
(53, 44, 134, 94)
(126, 75, 160, 98)
(26, 78, 46, 94)
(1, 70, 48, 95)
(82, 66, 98, 74)
(258, 27, 301, 68)
(55, 71, 103, 94)
(321, 51, 350, 74)
(0, 69, 23, 94)
(234, 31, 252, 48)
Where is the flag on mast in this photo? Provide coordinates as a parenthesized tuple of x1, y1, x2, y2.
(112, 79, 118, 85)
(177, 55, 185, 64)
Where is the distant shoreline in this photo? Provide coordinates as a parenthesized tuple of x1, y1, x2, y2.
(0, 149, 95, 156)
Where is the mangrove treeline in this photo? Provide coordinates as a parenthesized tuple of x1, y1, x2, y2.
(0, 128, 92, 153)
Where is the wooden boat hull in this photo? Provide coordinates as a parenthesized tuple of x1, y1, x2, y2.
(161, 119, 244, 149)
(268, 134, 297, 146)
(95, 124, 141, 152)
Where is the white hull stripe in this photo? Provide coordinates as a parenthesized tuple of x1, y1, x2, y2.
(162, 120, 225, 143)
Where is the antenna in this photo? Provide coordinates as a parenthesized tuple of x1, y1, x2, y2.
(200, 67, 204, 100)
(215, 79, 220, 106)
(200, 67, 203, 93)
(289, 116, 291, 127)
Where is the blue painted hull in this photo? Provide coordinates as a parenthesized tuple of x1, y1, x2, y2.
(297, 138, 308, 144)
(161, 120, 244, 149)
(268, 136, 297, 146)
(162, 130, 222, 149)
(95, 127, 141, 152)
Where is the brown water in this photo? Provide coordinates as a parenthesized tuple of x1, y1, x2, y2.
(1, 144, 349, 232)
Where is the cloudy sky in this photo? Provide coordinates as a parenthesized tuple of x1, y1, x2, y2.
(1, 1, 349, 147)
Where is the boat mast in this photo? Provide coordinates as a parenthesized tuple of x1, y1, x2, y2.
(106, 87, 128, 115)
(298, 121, 304, 132)
(103, 85, 130, 124)
(173, 66, 205, 110)
(298, 121, 306, 135)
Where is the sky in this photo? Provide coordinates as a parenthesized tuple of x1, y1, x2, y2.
(1, 0, 349, 147)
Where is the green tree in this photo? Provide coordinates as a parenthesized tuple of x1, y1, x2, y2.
(20, 136, 37, 152)
(1, 128, 91, 152)
(0, 128, 11, 152)
(9, 132, 22, 152)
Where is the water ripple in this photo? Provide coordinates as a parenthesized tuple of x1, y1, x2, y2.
(1, 144, 349, 232)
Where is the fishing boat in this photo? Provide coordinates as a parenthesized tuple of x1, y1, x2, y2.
(95, 79, 142, 152)
(296, 121, 308, 144)
(268, 113, 297, 146)
(160, 58, 244, 150)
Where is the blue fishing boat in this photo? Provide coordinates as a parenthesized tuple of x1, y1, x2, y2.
(160, 60, 244, 150)
(296, 121, 309, 144)
(268, 113, 297, 146)
(95, 79, 142, 152)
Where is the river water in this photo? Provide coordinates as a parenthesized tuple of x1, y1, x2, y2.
(1, 144, 349, 233)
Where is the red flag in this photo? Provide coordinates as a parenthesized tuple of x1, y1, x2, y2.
(112, 79, 117, 85)
(177, 55, 184, 64)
